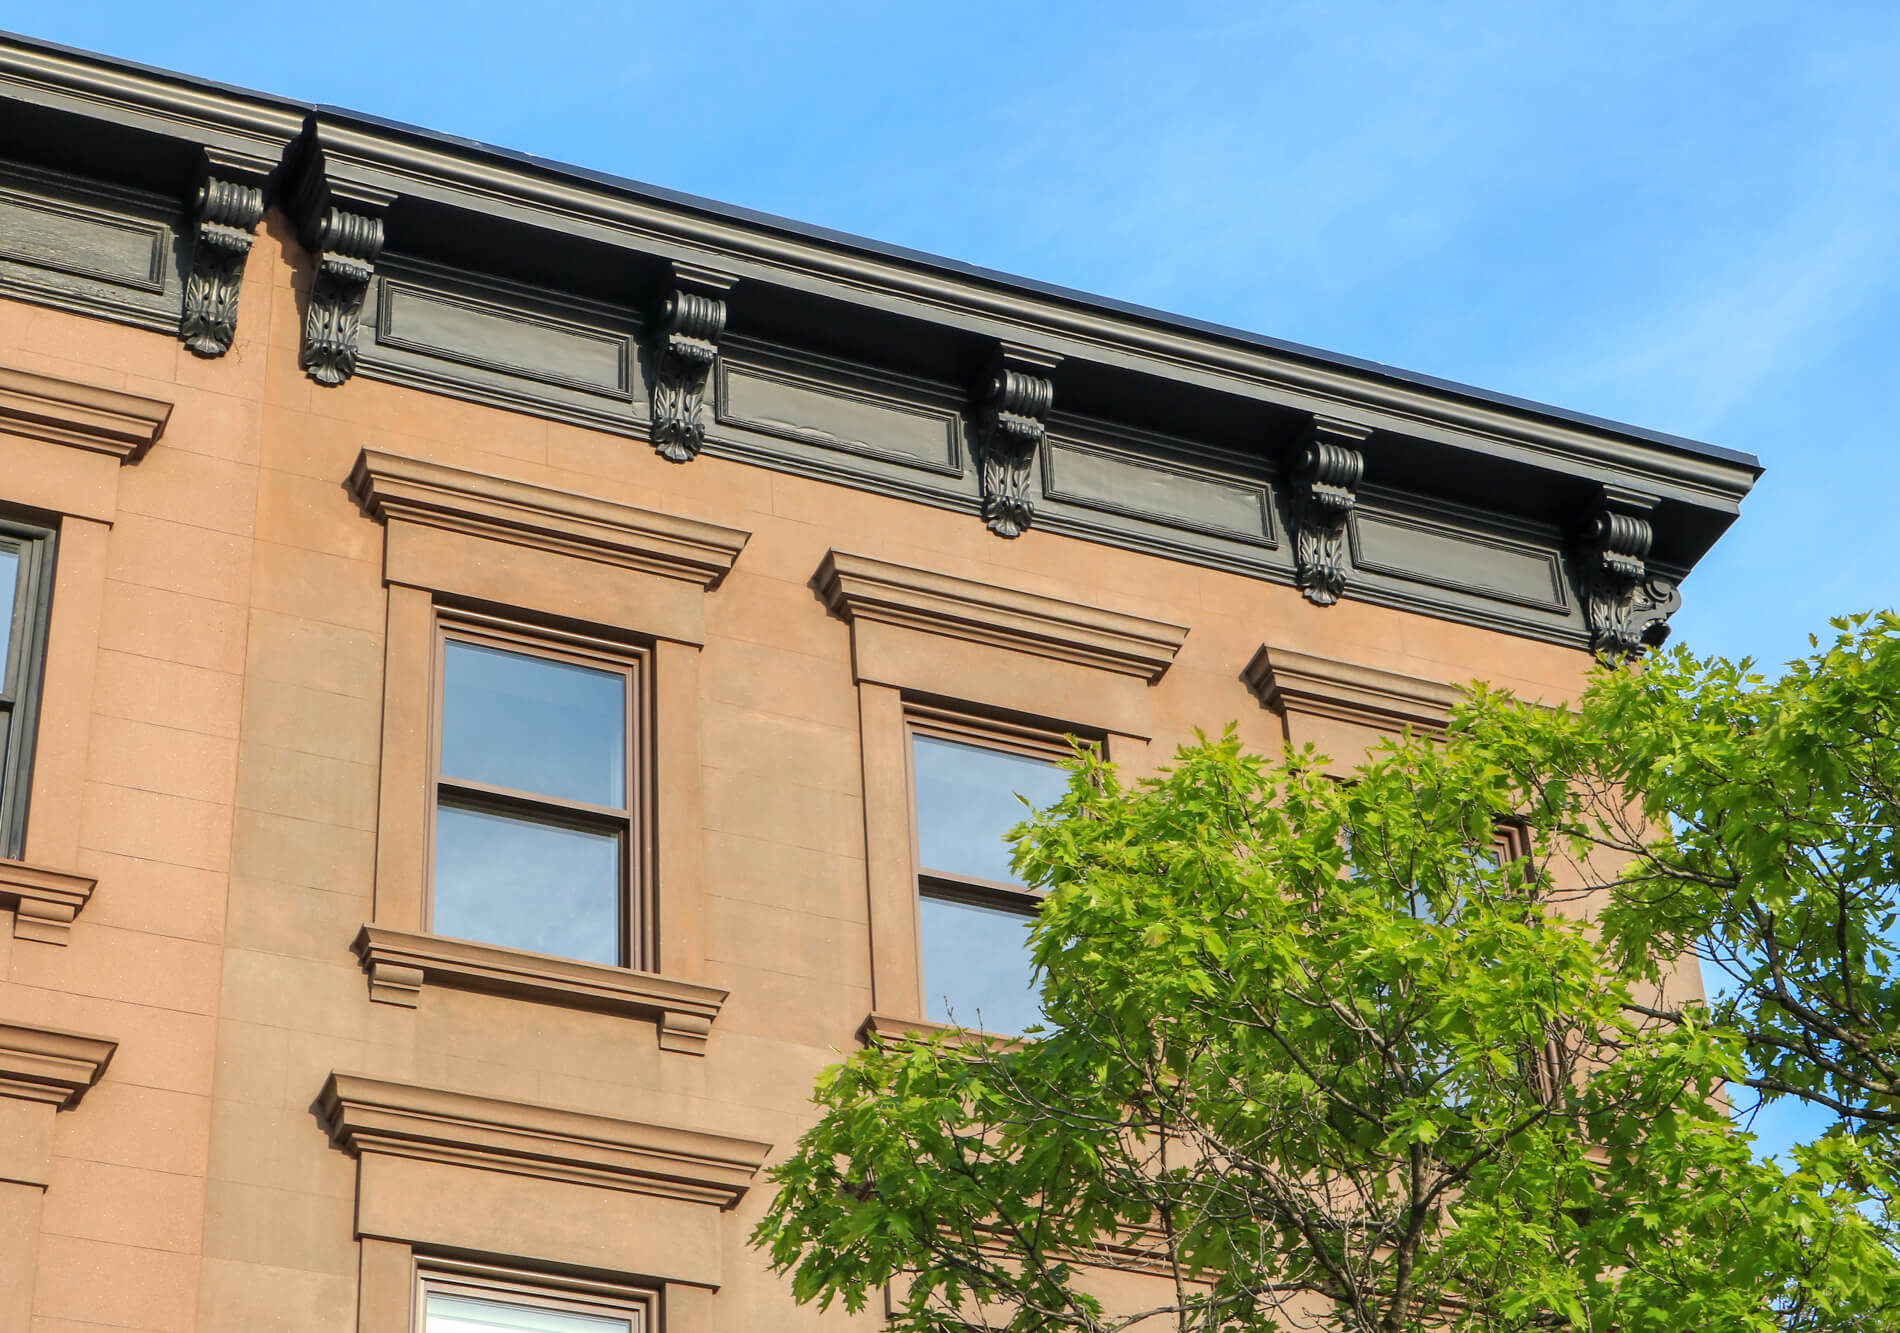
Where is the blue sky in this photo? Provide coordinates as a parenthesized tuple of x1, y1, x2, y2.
(10, 3, 1896, 1153)
(14, 3, 1895, 671)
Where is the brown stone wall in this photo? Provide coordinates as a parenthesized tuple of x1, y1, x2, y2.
(0, 209, 1594, 1331)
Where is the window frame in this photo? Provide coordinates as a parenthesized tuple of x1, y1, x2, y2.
(414, 1257, 655, 1333)
(902, 703, 1091, 1027)
(424, 608, 654, 971)
(0, 512, 57, 863)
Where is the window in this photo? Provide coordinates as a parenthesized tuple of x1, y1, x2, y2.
(417, 1267, 650, 1333)
(908, 712, 1073, 1037)
(429, 614, 647, 968)
(0, 515, 56, 861)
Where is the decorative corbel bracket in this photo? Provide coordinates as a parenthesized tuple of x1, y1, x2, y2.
(179, 151, 270, 358)
(650, 262, 737, 462)
(1286, 415, 1371, 605)
(1576, 487, 1679, 659)
(288, 157, 392, 387)
(972, 342, 1061, 538)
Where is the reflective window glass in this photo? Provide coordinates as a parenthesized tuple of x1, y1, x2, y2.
(0, 546, 18, 670)
(432, 803, 620, 964)
(912, 734, 1067, 884)
(424, 1290, 632, 1333)
(432, 631, 636, 967)
(911, 730, 1068, 1037)
(919, 894, 1043, 1034)
(0, 523, 55, 863)
(441, 640, 625, 806)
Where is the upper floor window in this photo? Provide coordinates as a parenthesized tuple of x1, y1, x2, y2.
(0, 515, 56, 861)
(909, 714, 1073, 1037)
(430, 616, 646, 967)
(419, 1266, 649, 1332)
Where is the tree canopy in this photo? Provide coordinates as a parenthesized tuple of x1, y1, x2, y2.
(753, 612, 1900, 1333)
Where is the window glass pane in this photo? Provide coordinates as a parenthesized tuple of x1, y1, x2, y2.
(433, 803, 620, 965)
(920, 893, 1044, 1036)
(912, 735, 1067, 884)
(441, 640, 625, 807)
(425, 1291, 631, 1333)
(0, 546, 18, 670)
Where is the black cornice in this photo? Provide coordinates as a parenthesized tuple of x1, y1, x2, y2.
(0, 31, 1761, 655)
(0, 34, 303, 179)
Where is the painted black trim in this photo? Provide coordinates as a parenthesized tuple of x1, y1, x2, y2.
(0, 31, 1761, 656)
(0, 28, 1757, 472)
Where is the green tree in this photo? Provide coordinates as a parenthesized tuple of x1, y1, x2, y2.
(753, 614, 1900, 1333)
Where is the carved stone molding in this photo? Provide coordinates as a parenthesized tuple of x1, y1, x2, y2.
(1286, 415, 1371, 606)
(1576, 488, 1678, 659)
(973, 343, 1061, 538)
(318, 1071, 771, 1207)
(179, 153, 268, 358)
(352, 925, 728, 1055)
(815, 549, 1188, 680)
(348, 448, 749, 588)
(0, 41, 1762, 658)
(0, 1021, 115, 1110)
(300, 206, 385, 384)
(859, 1012, 1028, 1052)
(0, 859, 96, 945)
(0, 1021, 115, 1198)
(650, 262, 736, 463)
(288, 159, 392, 386)
(1243, 645, 1462, 735)
(0, 366, 171, 461)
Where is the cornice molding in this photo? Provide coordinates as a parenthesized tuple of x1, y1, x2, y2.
(352, 925, 727, 1056)
(1243, 645, 1463, 734)
(0, 37, 1759, 511)
(859, 1012, 1028, 1052)
(815, 550, 1187, 681)
(0, 40, 304, 158)
(318, 1071, 770, 1208)
(179, 151, 270, 358)
(0, 858, 96, 944)
(650, 261, 735, 463)
(1575, 486, 1680, 660)
(348, 448, 749, 588)
(288, 143, 393, 386)
(0, 366, 171, 461)
(301, 113, 1748, 481)
(1286, 415, 1371, 606)
(0, 36, 1761, 652)
(0, 1020, 116, 1108)
(972, 342, 1061, 538)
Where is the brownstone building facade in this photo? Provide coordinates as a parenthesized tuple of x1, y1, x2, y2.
(0, 35, 1758, 1332)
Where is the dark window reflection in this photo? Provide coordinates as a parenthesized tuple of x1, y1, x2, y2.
(912, 733, 1066, 1036)
(432, 802, 621, 965)
(441, 640, 625, 806)
(912, 734, 1067, 883)
(919, 894, 1043, 1034)
(0, 546, 18, 669)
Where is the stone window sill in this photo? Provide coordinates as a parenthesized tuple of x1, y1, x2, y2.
(0, 859, 96, 945)
(353, 924, 727, 1055)
(857, 1011, 1030, 1053)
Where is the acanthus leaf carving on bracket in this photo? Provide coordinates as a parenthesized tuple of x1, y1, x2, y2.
(179, 151, 269, 358)
(973, 342, 1061, 538)
(1287, 415, 1371, 606)
(1576, 486, 1679, 660)
(287, 153, 392, 387)
(650, 261, 737, 463)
